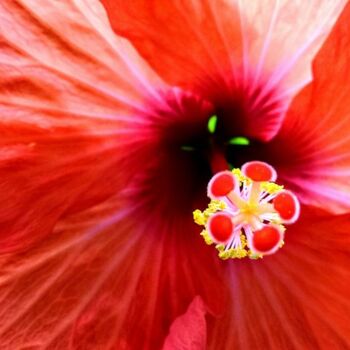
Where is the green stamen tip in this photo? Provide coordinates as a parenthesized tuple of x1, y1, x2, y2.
(228, 136, 250, 146)
(207, 115, 218, 134)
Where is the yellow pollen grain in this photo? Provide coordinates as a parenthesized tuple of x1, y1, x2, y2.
(193, 210, 206, 226)
(248, 251, 263, 259)
(208, 200, 226, 211)
(218, 248, 248, 259)
(232, 168, 251, 184)
(215, 244, 225, 251)
(200, 230, 213, 245)
(261, 182, 284, 194)
(218, 251, 231, 260)
(194, 167, 289, 260)
(240, 234, 247, 248)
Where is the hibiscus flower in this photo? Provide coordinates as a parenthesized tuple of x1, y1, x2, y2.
(1, 0, 350, 349)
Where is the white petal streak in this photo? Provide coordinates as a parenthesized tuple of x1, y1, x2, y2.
(0, 0, 165, 125)
(242, 0, 346, 92)
(254, 0, 281, 86)
(72, 0, 165, 102)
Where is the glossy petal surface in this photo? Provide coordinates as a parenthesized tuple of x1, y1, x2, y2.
(209, 206, 350, 349)
(0, 0, 163, 253)
(163, 297, 207, 350)
(0, 1, 350, 350)
(101, 0, 346, 141)
(270, 2, 350, 213)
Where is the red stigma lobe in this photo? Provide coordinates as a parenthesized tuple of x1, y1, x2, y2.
(208, 213, 234, 243)
(273, 190, 299, 222)
(252, 225, 282, 254)
(242, 161, 276, 182)
(209, 171, 236, 197)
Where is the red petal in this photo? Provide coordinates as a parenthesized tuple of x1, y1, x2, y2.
(272, 2, 350, 213)
(101, 0, 344, 93)
(1, 2, 349, 350)
(0, 198, 227, 349)
(100, 0, 345, 142)
(0, 0, 162, 253)
(162, 297, 207, 350)
(100, 0, 244, 91)
(208, 205, 350, 349)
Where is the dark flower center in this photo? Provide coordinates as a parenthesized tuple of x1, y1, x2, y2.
(131, 76, 299, 223)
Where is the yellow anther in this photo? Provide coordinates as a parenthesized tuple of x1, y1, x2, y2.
(203, 207, 215, 217)
(218, 250, 230, 260)
(200, 230, 213, 245)
(248, 251, 263, 259)
(231, 248, 248, 259)
(208, 200, 226, 212)
(232, 168, 251, 184)
(237, 249, 248, 258)
(203, 208, 210, 217)
(195, 164, 296, 260)
(215, 244, 225, 251)
(216, 244, 250, 260)
(201, 201, 225, 222)
(228, 249, 236, 258)
(193, 210, 206, 226)
(240, 234, 247, 248)
(204, 237, 213, 245)
(261, 182, 284, 194)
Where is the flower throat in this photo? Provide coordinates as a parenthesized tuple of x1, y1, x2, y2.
(193, 117, 300, 260)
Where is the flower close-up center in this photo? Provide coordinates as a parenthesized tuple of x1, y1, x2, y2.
(194, 161, 300, 260)
(1, 0, 350, 348)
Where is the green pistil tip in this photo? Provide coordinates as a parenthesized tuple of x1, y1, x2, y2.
(228, 136, 250, 146)
(208, 115, 218, 134)
(181, 145, 196, 151)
